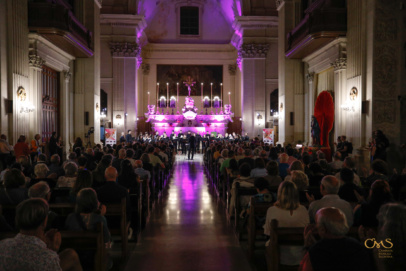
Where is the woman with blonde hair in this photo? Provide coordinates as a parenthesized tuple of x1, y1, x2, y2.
(264, 181, 309, 266)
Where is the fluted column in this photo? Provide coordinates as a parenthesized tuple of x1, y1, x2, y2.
(61, 70, 71, 153)
(110, 42, 140, 135)
(331, 58, 347, 143)
(305, 72, 315, 144)
(28, 54, 44, 140)
(239, 43, 270, 138)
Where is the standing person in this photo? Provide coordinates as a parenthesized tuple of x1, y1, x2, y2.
(125, 130, 133, 144)
(72, 137, 83, 151)
(188, 133, 196, 160)
(49, 132, 58, 156)
(31, 134, 45, 155)
(14, 135, 30, 159)
(56, 136, 63, 164)
(119, 132, 126, 144)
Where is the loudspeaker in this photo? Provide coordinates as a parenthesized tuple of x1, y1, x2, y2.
(290, 112, 294, 125)
(85, 112, 89, 125)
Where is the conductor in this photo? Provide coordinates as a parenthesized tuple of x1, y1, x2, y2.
(188, 133, 196, 160)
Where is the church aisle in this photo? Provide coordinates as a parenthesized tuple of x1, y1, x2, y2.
(124, 154, 253, 271)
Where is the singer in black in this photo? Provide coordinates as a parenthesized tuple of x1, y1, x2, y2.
(188, 133, 196, 160)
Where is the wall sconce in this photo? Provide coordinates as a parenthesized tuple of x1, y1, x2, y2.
(256, 113, 263, 122)
(95, 103, 99, 112)
(115, 114, 122, 126)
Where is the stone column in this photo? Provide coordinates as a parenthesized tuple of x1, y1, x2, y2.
(61, 70, 71, 153)
(305, 72, 314, 144)
(239, 43, 269, 138)
(28, 54, 45, 140)
(331, 58, 347, 142)
(110, 42, 140, 136)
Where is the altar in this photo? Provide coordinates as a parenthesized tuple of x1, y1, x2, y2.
(145, 77, 233, 136)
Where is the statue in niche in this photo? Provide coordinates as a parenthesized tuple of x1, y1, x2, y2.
(182, 96, 198, 113)
(311, 115, 321, 146)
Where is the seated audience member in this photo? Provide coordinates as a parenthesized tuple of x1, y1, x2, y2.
(302, 154, 312, 176)
(220, 150, 234, 175)
(77, 156, 88, 171)
(353, 179, 394, 228)
(217, 149, 229, 166)
(250, 158, 267, 178)
(28, 163, 56, 189)
(338, 168, 363, 203)
(97, 167, 131, 220)
(373, 203, 406, 271)
(264, 181, 309, 266)
(140, 153, 153, 172)
(364, 159, 389, 187)
(125, 149, 136, 168)
(260, 150, 269, 164)
(112, 148, 126, 172)
(118, 160, 140, 192)
(307, 176, 353, 227)
(229, 163, 255, 214)
(13, 135, 30, 160)
(335, 157, 361, 186)
(286, 148, 298, 165)
(264, 161, 283, 188)
(71, 170, 93, 202)
(48, 154, 64, 178)
(284, 160, 305, 182)
(65, 188, 110, 247)
(0, 169, 28, 205)
(57, 162, 78, 188)
(147, 147, 165, 168)
(299, 207, 372, 271)
(63, 152, 78, 168)
(134, 160, 151, 181)
(28, 181, 60, 229)
(226, 158, 240, 178)
(91, 157, 111, 189)
(289, 170, 310, 203)
(389, 167, 406, 201)
(234, 148, 244, 161)
(238, 149, 255, 169)
(278, 153, 290, 180)
(307, 162, 325, 187)
(329, 152, 343, 172)
(84, 148, 97, 171)
(318, 159, 332, 175)
(0, 198, 82, 271)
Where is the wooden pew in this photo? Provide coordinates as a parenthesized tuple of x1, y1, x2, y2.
(247, 197, 274, 259)
(234, 182, 257, 235)
(266, 219, 305, 271)
(129, 182, 142, 242)
(104, 198, 129, 259)
(0, 222, 106, 271)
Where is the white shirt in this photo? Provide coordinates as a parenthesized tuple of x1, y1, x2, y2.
(308, 194, 353, 226)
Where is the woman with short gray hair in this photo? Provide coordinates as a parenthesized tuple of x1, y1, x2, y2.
(56, 162, 78, 188)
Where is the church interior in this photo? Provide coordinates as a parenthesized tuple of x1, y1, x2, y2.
(0, 0, 406, 270)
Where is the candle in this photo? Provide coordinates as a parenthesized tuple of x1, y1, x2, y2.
(166, 83, 169, 108)
(201, 83, 203, 108)
(211, 83, 213, 109)
(156, 83, 159, 109)
(220, 83, 223, 109)
(148, 91, 150, 105)
(177, 82, 179, 111)
(228, 92, 231, 105)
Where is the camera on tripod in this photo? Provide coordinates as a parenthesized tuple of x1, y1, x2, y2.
(85, 127, 95, 138)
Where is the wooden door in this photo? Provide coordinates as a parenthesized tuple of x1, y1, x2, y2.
(41, 66, 60, 143)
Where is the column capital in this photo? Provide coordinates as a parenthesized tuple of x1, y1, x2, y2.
(237, 43, 270, 65)
(64, 70, 72, 83)
(29, 55, 45, 70)
(306, 72, 315, 83)
(109, 42, 140, 58)
(331, 58, 347, 71)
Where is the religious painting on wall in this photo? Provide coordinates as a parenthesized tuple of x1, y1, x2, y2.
(156, 65, 223, 98)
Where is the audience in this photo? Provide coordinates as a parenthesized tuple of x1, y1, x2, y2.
(250, 158, 267, 178)
(0, 168, 28, 205)
(57, 162, 78, 188)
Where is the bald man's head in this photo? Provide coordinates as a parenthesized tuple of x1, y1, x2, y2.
(105, 166, 118, 182)
(315, 207, 349, 238)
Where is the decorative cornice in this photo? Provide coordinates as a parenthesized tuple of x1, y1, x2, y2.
(141, 63, 150, 75)
(28, 55, 45, 69)
(306, 72, 315, 83)
(109, 42, 140, 58)
(228, 64, 237, 76)
(331, 58, 347, 71)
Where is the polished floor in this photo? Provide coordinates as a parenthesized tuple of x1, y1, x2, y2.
(124, 154, 253, 271)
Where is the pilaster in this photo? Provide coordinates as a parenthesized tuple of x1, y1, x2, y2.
(28, 54, 44, 140)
